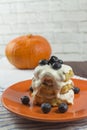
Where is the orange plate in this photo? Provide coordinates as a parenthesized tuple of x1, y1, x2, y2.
(1, 79, 87, 122)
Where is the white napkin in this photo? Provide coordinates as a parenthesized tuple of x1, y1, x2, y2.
(0, 57, 34, 88)
(0, 57, 87, 89)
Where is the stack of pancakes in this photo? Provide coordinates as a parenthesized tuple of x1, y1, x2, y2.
(30, 63, 74, 106)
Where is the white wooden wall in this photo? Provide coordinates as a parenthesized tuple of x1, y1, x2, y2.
(0, 0, 87, 61)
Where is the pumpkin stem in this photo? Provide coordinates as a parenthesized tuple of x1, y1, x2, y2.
(27, 34, 32, 38)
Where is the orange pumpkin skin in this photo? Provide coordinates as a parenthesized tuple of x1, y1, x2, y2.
(5, 35, 52, 69)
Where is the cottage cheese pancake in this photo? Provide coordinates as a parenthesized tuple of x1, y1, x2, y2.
(30, 56, 74, 106)
(32, 64, 74, 89)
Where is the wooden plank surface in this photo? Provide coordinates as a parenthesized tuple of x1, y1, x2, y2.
(0, 61, 87, 130)
(65, 61, 87, 78)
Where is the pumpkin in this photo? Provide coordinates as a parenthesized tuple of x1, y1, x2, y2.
(5, 34, 52, 69)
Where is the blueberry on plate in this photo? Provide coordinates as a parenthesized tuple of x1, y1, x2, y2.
(48, 56, 58, 65)
(52, 62, 61, 70)
(58, 59, 63, 64)
(58, 103, 68, 113)
(73, 87, 80, 94)
(41, 103, 51, 114)
(21, 96, 30, 105)
(39, 59, 48, 65)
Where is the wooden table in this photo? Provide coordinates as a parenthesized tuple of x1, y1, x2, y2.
(0, 58, 87, 130)
(65, 61, 87, 78)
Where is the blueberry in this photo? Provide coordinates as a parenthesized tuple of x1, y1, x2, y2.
(73, 87, 80, 94)
(58, 103, 68, 113)
(58, 59, 63, 64)
(39, 59, 48, 65)
(21, 96, 30, 105)
(41, 103, 51, 114)
(29, 86, 33, 92)
(52, 62, 61, 70)
(48, 56, 58, 65)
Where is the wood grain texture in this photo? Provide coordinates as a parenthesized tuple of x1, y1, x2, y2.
(0, 61, 87, 130)
(65, 61, 87, 78)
